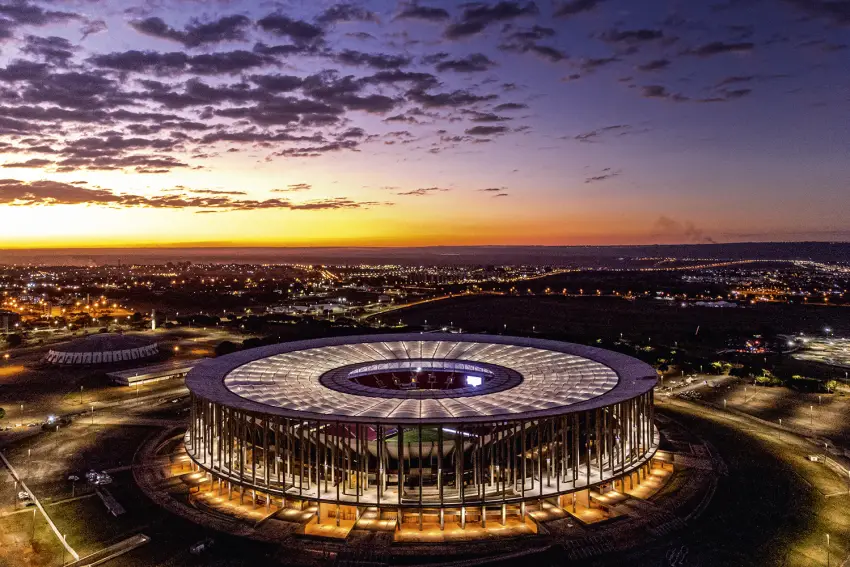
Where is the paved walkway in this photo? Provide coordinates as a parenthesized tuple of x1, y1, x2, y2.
(0, 450, 79, 561)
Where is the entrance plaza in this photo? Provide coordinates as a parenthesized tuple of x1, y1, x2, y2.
(170, 445, 674, 541)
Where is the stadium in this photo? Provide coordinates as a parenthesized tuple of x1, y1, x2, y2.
(45, 333, 158, 365)
(185, 333, 658, 536)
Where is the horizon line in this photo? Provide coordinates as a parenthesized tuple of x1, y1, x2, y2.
(0, 240, 848, 252)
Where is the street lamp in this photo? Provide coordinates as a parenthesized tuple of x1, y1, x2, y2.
(826, 533, 830, 566)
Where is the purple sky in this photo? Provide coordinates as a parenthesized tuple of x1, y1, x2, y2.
(0, 0, 847, 247)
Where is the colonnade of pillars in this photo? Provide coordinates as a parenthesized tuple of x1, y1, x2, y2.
(187, 391, 655, 514)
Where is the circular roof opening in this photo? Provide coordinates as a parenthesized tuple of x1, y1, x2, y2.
(320, 358, 520, 399)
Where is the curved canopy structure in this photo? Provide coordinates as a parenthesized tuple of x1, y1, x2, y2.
(46, 333, 158, 365)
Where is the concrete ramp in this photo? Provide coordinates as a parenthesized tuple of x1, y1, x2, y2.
(96, 487, 126, 517)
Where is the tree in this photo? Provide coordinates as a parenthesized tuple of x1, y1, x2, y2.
(825, 380, 839, 394)
(755, 370, 782, 387)
(710, 361, 723, 375)
(214, 341, 240, 357)
(5, 333, 22, 348)
(0, 407, 5, 419)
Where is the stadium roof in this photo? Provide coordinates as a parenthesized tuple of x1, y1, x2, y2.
(186, 333, 657, 425)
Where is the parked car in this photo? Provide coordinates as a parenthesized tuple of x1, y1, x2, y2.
(189, 538, 215, 555)
(85, 470, 113, 485)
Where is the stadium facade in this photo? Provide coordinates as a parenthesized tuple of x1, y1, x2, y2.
(185, 333, 658, 533)
(45, 333, 158, 365)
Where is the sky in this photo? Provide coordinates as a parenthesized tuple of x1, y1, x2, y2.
(0, 0, 847, 248)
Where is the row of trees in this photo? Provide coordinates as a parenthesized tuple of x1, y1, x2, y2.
(751, 369, 840, 393)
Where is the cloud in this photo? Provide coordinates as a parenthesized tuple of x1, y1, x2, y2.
(722, 88, 752, 99)
(505, 25, 555, 41)
(361, 69, 439, 90)
(186, 51, 276, 75)
(601, 29, 664, 43)
(573, 124, 630, 142)
(0, 179, 386, 211)
(273, 140, 360, 158)
(578, 56, 619, 72)
(3, 158, 53, 168)
(407, 88, 498, 108)
(466, 111, 511, 122)
(0, 179, 123, 205)
(80, 19, 107, 41)
(0, 1, 79, 26)
(465, 125, 509, 135)
(494, 102, 528, 111)
(716, 75, 755, 86)
(522, 44, 568, 61)
(715, 73, 788, 87)
(317, 4, 379, 25)
(346, 31, 376, 41)
(783, 0, 850, 25)
(396, 186, 450, 196)
(584, 167, 619, 183)
(340, 127, 366, 138)
(652, 216, 716, 243)
(637, 59, 670, 71)
(167, 188, 247, 196)
(554, 0, 604, 18)
(336, 49, 411, 69)
(20, 35, 75, 65)
(130, 15, 251, 48)
(272, 183, 312, 192)
(500, 27, 568, 61)
(445, 1, 538, 40)
(640, 84, 695, 102)
(641, 84, 752, 103)
(250, 73, 303, 92)
(684, 41, 754, 57)
(479, 187, 509, 196)
(396, 4, 451, 22)
(90, 49, 275, 75)
(435, 53, 495, 72)
(257, 13, 324, 43)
